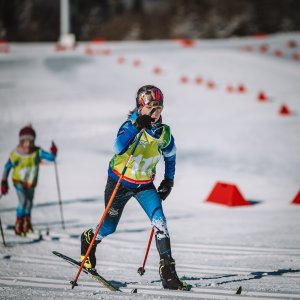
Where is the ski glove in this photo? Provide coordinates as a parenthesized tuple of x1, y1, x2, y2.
(135, 114, 154, 130)
(158, 178, 174, 201)
(50, 142, 58, 156)
(1, 179, 8, 195)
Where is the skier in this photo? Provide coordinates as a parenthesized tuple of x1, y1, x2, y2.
(80, 85, 187, 290)
(1, 124, 57, 236)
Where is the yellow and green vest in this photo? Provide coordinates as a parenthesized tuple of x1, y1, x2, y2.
(10, 148, 41, 188)
(110, 125, 171, 185)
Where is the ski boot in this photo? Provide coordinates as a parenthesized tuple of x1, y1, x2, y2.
(24, 215, 33, 233)
(159, 256, 188, 290)
(15, 217, 26, 236)
(80, 228, 100, 269)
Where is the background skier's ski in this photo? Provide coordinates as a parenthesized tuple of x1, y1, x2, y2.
(52, 251, 120, 292)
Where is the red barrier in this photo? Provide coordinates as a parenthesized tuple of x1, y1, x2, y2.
(206, 182, 250, 207)
(238, 84, 247, 93)
(91, 37, 106, 44)
(259, 44, 268, 53)
(242, 45, 253, 52)
(273, 49, 283, 57)
(292, 53, 300, 61)
(133, 60, 141, 67)
(195, 77, 203, 85)
(287, 40, 297, 49)
(180, 76, 189, 84)
(207, 81, 216, 89)
(97, 48, 111, 55)
(0, 40, 9, 53)
(85, 47, 94, 56)
(279, 104, 291, 116)
(257, 91, 268, 102)
(254, 32, 268, 39)
(153, 67, 162, 75)
(226, 85, 234, 93)
(117, 57, 125, 64)
(291, 190, 300, 204)
(175, 39, 195, 48)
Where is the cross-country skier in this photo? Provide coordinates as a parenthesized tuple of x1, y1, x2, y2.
(1, 124, 57, 236)
(80, 85, 187, 290)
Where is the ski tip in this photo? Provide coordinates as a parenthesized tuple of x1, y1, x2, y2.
(131, 288, 137, 293)
(236, 286, 242, 294)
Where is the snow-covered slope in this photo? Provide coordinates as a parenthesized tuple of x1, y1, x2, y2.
(0, 33, 300, 299)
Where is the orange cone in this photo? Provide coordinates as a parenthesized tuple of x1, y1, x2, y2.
(206, 182, 250, 207)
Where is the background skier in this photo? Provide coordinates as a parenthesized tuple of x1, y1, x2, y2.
(1, 124, 57, 236)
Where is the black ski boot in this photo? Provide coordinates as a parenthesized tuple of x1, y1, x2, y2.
(159, 256, 188, 290)
(80, 228, 100, 269)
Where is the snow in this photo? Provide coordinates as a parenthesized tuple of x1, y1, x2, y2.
(0, 32, 300, 299)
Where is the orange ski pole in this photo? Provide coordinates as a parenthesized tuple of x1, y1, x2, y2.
(137, 227, 154, 275)
(71, 108, 156, 289)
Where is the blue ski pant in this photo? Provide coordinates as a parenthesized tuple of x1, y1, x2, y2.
(14, 185, 35, 217)
(93, 176, 172, 258)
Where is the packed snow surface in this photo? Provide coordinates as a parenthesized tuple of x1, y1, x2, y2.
(0, 33, 300, 299)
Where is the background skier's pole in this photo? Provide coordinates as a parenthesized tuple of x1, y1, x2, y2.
(71, 108, 156, 289)
(53, 152, 65, 230)
(137, 227, 154, 275)
(0, 194, 6, 247)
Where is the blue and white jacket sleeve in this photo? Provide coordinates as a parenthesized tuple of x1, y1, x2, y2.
(113, 121, 139, 155)
(2, 159, 14, 180)
(161, 134, 176, 181)
(39, 149, 56, 162)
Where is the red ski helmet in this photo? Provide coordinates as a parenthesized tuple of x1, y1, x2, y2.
(136, 85, 164, 108)
(19, 124, 36, 141)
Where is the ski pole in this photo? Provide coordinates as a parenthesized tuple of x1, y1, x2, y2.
(53, 150, 65, 230)
(137, 227, 154, 275)
(71, 108, 156, 289)
(0, 194, 6, 247)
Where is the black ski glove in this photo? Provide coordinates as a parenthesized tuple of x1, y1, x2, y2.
(158, 178, 174, 201)
(135, 114, 154, 130)
(1, 179, 9, 195)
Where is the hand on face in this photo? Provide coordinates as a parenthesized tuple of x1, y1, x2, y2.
(140, 103, 163, 123)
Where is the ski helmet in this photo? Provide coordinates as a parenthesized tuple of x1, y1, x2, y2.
(19, 124, 36, 141)
(136, 85, 164, 108)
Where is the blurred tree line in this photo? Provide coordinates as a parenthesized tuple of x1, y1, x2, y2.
(0, 0, 299, 41)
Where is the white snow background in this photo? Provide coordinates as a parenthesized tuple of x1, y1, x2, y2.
(0, 33, 300, 299)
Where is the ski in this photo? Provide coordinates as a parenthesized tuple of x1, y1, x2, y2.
(52, 251, 120, 292)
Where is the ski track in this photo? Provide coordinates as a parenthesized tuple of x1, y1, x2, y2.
(1, 276, 300, 300)
(1, 35, 300, 299)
